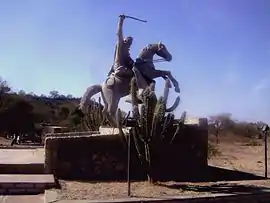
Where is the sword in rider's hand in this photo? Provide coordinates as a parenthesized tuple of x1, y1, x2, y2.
(124, 15, 147, 23)
(108, 15, 147, 77)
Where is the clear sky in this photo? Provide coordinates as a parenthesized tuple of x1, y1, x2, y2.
(0, 0, 269, 123)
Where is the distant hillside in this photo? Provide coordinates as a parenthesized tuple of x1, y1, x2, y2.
(0, 86, 106, 135)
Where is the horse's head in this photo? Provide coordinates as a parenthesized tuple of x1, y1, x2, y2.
(156, 42, 172, 62)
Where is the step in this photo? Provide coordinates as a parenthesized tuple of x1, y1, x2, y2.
(0, 149, 44, 174)
(0, 194, 44, 203)
(0, 163, 44, 174)
(0, 174, 55, 195)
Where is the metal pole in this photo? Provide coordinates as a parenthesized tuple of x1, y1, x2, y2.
(127, 130, 131, 196)
(264, 131, 268, 179)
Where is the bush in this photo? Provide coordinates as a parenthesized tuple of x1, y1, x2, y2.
(208, 142, 221, 158)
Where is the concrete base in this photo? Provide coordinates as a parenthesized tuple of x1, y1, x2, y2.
(0, 194, 44, 203)
(0, 149, 44, 174)
(0, 174, 55, 195)
(0, 148, 56, 195)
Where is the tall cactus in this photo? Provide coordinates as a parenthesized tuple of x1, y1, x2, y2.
(127, 77, 185, 183)
(83, 97, 104, 131)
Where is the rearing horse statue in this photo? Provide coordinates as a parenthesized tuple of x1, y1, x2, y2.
(79, 42, 180, 126)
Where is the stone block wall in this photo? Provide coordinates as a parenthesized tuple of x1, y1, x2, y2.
(44, 118, 208, 181)
(44, 133, 140, 180)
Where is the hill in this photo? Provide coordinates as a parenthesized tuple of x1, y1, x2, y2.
(0, 78, 108, 136)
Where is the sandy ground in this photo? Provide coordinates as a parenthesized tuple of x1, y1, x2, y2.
(208, 135, 269, 177)
(49, 134, 270, 200)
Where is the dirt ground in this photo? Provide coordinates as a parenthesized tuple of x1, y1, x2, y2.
(1, 133, 269, 200)
(49, 134, 270, 200)
(208, 134, 269, 177)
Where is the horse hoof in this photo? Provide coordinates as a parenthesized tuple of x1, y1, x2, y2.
(175, 87, 180, 93)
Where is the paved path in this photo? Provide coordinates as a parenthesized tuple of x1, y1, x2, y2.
(0, 149, 44, 164)
(0, 195, 44, 203)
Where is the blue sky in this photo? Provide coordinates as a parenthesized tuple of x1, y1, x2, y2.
(0, 0, 269, 123)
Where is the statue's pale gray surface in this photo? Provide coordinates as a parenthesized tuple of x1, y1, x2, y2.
(79, 15, 180, 126)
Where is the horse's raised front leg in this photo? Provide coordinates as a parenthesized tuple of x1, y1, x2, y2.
(162, 70, 180, 93)
(150, 70, 180, 93)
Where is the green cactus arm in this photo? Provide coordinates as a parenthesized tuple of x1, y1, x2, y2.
(163, 79, 171, 106)
(161, 113, 175, 139)
(130, 77, 140, 118)
(116, 108, 127, 146)
(166, 96, 180, 112)
(132, 127, 146, 165)
(146, 91, 157, 139)
(150, 97, 165, 141)
(170, 111, 187, 144)
(140, 104, 148, 139)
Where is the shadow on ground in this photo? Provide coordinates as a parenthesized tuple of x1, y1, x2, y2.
(62, 165, 265, 183)
(157, 182, 269, 195)
(176, 165, 265, 182)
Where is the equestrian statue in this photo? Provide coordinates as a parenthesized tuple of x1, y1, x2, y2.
(75, 14, 180, 126)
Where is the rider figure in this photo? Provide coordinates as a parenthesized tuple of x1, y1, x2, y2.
(107, 15, 134, 78)
(74, 15, 137, 118)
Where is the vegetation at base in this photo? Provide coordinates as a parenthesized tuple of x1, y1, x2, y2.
(123, 78, 185, 183)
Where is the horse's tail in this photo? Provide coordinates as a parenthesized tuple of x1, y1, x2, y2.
(79, 84, 102, 112)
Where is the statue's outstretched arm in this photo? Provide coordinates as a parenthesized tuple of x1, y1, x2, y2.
(116, 15, 125, 43)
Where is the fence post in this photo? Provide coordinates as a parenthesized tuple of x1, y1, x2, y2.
(262, 124, 269, 179)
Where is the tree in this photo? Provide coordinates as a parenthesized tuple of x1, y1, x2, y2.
(66, 94, 73, 99)
(18, 90, 26, 96)
(59, 107, 70, 120)
(49, 90, 60, 99)
(0, 77, 11, 94)
(0, 78, 11, 109)
(0, 99, 37, 136)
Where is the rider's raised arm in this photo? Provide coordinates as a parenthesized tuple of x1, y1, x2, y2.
(116, 15, 125, 43)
